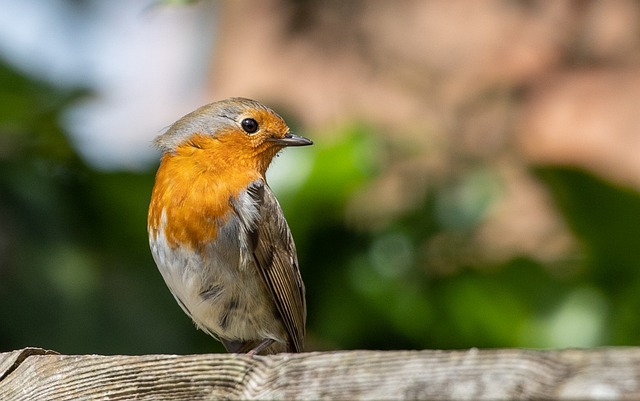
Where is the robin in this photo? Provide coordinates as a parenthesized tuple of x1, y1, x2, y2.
(147, 97, 312, 354)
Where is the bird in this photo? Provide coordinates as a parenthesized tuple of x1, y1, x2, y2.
(147, 97, 312, 355)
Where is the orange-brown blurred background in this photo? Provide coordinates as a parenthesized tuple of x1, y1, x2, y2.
(2, 0, 640, 354)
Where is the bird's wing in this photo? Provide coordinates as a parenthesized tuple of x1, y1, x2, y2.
(232, 180, 306, 352)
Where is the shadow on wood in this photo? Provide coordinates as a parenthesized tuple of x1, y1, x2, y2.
(1, 347, 640, 400)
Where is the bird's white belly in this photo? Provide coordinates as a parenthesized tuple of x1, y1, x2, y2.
(149, 216, 285, 343)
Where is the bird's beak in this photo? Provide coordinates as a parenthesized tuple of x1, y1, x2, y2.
(268, 133, 313, 147)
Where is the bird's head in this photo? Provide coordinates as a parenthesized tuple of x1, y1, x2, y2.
(155, 97, 312, 174)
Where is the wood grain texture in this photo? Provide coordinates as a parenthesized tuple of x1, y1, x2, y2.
(2, 348, 640, 400)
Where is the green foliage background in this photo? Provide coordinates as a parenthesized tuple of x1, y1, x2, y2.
(2, 61, 640, 355)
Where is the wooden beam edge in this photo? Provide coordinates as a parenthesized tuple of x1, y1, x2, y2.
(1, 347, 640, 400)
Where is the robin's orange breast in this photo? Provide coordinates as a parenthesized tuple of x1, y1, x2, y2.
(148, 133, 263, 252)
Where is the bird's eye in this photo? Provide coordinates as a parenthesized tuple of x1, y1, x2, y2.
(241, 118, 259, 134)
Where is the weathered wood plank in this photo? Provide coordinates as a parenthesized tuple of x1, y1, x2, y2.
(1, 348, 639, 400)
(0, 348, 58, 382)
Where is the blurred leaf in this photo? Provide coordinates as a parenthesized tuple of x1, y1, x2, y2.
(537, 167, 640, 345)
(286, 124, 379, 227)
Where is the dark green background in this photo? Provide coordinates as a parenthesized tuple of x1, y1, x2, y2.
(2, 60, 639, 355)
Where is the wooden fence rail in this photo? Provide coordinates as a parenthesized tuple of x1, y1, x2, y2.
(1, 347, 640, 400)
